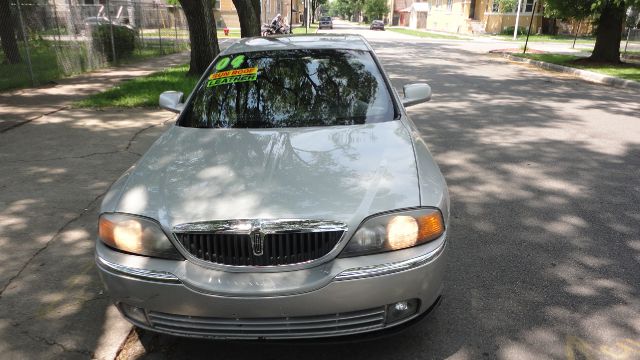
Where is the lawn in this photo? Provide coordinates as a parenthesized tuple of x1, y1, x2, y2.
(0, 38, 191, 92)
(73, 64, 198, 108)
(387, 27, 466, 40)
(0, 42, 81, 91)
(513, 53, 640, 82)
(292, 24, 318, 34)
(141, 28, 241, 39)
(494, 34, 596, 43)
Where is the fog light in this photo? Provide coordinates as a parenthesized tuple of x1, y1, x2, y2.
(119, 303, 150, 326)
(386, 299, 419, 324)
(395, 301, 409, 311)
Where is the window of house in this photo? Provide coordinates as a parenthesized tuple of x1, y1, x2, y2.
(524, 0, 534, 12)
(447, 0, 452, 11)
(491, 0, 499, 12)
(214, 0, 221, 10)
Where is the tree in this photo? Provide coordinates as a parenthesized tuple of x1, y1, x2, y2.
(231, 0, 261, 37)
(363, 0, 388, 20)
(544, 0, 640, 63)
(179, 0, 219, 75)
(333, 0, 354, 19)
(0, 0, 21, 64)
(311, 0, 328, 22)
(495, 0, 518, 13)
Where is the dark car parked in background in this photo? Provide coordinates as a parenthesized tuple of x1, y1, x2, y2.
(370, 20, 385, 31)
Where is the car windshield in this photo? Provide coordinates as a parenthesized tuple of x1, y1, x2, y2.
(178, 49, 396, 128)
(321, 17, 331, 21)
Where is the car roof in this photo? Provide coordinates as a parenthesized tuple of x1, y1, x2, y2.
(223, 35, 372, 54)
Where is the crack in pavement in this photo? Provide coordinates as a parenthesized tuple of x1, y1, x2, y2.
(21, 329, 95, 358)
(124, 117, 174, 152)
(0, 117, 174, 295)
(0, 107, 69, 134)
(0, 118, 170, 164)
(2, 150, 129, 164)
(0, 190, 107, 298)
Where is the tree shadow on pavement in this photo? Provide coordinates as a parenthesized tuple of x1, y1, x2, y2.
(127, 42, 640, 360)
(0, 108, 175, 359)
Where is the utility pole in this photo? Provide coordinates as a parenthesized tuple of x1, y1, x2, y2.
(523, 0, 537, 54)
(513, 0, 522, 40)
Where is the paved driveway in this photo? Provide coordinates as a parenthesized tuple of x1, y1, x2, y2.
(121, 22, 640, 360)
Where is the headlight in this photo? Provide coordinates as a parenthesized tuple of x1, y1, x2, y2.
(98, 213, 183, 260)
(340, 208, 445, 257)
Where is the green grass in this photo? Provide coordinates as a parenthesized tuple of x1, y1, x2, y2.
(292, 24, 319, 34)
(494, 34, 595, 43)
(140, 28, 241, 39)
(0, 37, 194, 92)
(0, 43, 77, 91)
(73, 64, 198, 108)
(387, 27, 465, 40)
(513, 53, 640, 82)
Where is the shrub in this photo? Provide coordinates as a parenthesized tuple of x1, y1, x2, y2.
(501, 26, 527, 35)
(92, 24, 136, 62)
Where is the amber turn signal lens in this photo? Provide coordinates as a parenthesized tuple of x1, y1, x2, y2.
(417, 212, 445, 243)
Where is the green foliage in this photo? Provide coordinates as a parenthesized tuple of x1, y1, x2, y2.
(333, 0, 364, 19)
(74, 64, 198, 108)
(387, 28, 466, 39)
(543, 0, 594, 20)
(363, 0, 388, 20)
(501, 26, 527, 35)
(514, 53, 640, 82)
(543, 0, 640, 20)
(495, 0, 517, 13)
(92, 24, 136, 62)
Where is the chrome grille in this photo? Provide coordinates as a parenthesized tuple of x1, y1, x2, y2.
(147, 307, 386, 338)
(174, 231, 344, 266)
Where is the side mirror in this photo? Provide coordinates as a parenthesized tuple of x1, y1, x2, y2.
(159, 91, 185, 113)
(401, 83, 432, 108)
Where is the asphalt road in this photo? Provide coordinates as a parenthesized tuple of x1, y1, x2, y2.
(118, 21, 640, 360)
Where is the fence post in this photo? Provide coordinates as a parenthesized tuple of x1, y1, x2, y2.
(16, 0, 35, 86)
(173, 7, 178, 52)
(156, 2, 163, 55)
(105, 0, 117, 64)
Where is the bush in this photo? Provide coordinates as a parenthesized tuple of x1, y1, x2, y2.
(501, 26, 527, 35)
(92, 24, 136, 62)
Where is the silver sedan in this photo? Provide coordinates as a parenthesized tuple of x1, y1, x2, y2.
(95, 34, 449, 339)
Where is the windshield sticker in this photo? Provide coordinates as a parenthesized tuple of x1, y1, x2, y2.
(209, 67, 257, 80)
(207, 69, 258, 87)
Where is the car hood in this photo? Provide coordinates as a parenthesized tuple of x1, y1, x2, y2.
(110, 120, 420, 229)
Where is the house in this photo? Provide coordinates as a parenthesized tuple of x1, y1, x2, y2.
(388, 0, 544, 35)
(261, 0, 304, 26)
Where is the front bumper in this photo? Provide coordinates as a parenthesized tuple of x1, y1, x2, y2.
(96, 236, 446, 339)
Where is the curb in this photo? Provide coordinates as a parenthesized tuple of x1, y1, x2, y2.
(501, 53, 640, 90)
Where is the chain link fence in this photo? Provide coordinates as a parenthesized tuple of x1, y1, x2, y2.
(0, 0, 190, 91)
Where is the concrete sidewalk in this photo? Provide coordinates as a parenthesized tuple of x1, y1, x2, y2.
(0, 52, 196, 359)
(0, 52, 188, 132)
(0, 107, 175, 359)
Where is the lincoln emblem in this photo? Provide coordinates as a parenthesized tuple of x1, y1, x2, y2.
(250, 229, 264, 256)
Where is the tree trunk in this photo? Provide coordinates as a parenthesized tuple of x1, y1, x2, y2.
(179, 0, 219, 76)
(0, 0, 21, 64)
(231, 0, 261, 37)
(590, 0, 626, 63)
